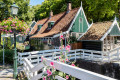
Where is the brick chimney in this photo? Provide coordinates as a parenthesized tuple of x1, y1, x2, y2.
(50, 10, 53, 17)
(67, 2, 72, 12)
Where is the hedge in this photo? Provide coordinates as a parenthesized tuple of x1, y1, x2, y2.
(0, 49, 14, 64)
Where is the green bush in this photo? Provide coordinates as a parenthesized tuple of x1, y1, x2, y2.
(0, 49, 14, 64)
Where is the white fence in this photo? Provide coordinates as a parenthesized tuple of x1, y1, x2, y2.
(23, 57, 116, 80)
(18, 49, 104, 65)
(104, 47, 120, 62)
(18, 47, 120, 65)
(18, 49, 63, 64)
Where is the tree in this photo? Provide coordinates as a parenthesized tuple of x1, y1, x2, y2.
(32, 0, 119, 22)
(0, 0, 34, 24)
(15, 0, 35, 24)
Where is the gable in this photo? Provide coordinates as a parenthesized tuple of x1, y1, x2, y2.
(70, 8, 89, 33)
(108, 24, 120, 36)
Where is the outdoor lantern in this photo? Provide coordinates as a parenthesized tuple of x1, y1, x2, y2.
(10, 3, 19, 79)
(10, 3, 19, 15)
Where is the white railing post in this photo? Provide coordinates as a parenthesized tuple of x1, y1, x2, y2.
(91, 52, 93, 60)
(52, 52, 54, 60)
(117, 49, 119, 61)
(108, 52, 110, 62)
(101, 52, 104, 62)
(37, 56, 39, 64)
(83, 50, 85, 59)
(75, 50, 76, 61)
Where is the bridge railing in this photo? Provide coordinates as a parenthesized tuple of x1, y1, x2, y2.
(23, 57, 116, 80)
(18, 49, 104, 65)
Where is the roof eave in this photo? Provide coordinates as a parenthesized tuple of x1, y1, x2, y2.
(100, 18, 119, 41)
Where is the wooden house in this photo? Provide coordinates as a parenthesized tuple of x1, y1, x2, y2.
(29, 2, 90, 50)
(78, 17, 120, 51)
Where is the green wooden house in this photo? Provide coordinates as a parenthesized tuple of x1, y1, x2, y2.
(29, 2, 90, 50)
(78, 17, 120, 51)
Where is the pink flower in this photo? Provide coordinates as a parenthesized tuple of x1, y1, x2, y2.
(63, 60, 65, 63)
(59, 46, 61, 50)
(59, 56, 61, 60)
(60, 35, 64, 40)
(9, 30, 12, 33)
(50, 62, 54, 66)
(43, 77, 46, 80)
(65, 45, 71, 52)
(71, 63, 75, 66)
(66, 58, 69, 62)
(47, 69, 52, 76)
(41, 56, 44, 62)
(66, 75, 69, 79)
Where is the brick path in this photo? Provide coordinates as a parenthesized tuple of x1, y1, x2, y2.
(0, 69, 15, 80)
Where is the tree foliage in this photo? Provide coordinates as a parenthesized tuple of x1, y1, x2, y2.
(0, 0, 34, 24)
(32, 0, 119, 22)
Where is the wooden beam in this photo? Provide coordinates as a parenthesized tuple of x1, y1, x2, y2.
(105, 37, 108, 51)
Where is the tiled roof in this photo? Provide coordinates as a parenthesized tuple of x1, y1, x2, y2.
(80, 21, 113, 41)
(29, 12, 65, 35)
(29, 18, 49, 35)
(30, 8, 79, 38)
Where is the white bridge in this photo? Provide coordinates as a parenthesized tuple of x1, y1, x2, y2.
(18, 48, 120, 80)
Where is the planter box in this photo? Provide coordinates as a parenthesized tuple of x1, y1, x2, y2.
(71, 42, 82, 50)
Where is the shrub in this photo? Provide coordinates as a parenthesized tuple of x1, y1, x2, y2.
(0, 49, 14, 64)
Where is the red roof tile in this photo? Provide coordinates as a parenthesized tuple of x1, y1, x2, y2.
(30, 8, 79, 38)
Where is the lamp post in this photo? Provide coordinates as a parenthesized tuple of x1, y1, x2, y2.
(10, 3, 19, 79)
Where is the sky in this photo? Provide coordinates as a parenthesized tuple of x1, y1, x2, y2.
(30, 0, 44, 6)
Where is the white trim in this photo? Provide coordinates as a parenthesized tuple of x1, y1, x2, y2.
(53, 31, 68, 38)
(29, 21, 36, 34)
(100, 18, 119, 41)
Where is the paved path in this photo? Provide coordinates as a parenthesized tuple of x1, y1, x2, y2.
(0, 69, 15, 80)
(0, 67, 22, 80)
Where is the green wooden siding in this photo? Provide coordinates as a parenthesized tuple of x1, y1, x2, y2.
(109, 24, 120, 36)
(71, 10, 88, 33)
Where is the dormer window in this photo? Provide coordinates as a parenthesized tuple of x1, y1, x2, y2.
(37, 24, 42, 31)
(48, 21, 55, 30)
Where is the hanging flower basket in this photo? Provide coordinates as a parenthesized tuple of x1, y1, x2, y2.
(0, 17, 29, 35)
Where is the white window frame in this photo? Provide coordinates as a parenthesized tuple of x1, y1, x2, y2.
(79, 17, 83, 32)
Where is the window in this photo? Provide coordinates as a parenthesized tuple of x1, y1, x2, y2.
(37, 24, 42, 31)
(48, 22, 55, 30)
(79, 18, 82, 23)
(79, 17, 83, 32)
(19, 36, 22, 41)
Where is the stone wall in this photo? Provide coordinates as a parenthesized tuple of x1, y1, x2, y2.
(75, 59, 120, 80)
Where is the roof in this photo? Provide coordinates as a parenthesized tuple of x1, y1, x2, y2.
(29, 12, 65, 35)
(30, 8, 79, 38)
(79, 21, 113, 41)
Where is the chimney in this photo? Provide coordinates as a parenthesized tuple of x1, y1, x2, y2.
(50, 10, 53, 17)
(67, 1, 72, 12)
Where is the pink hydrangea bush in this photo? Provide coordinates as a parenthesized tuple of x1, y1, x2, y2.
(0, 17, 29, 35)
